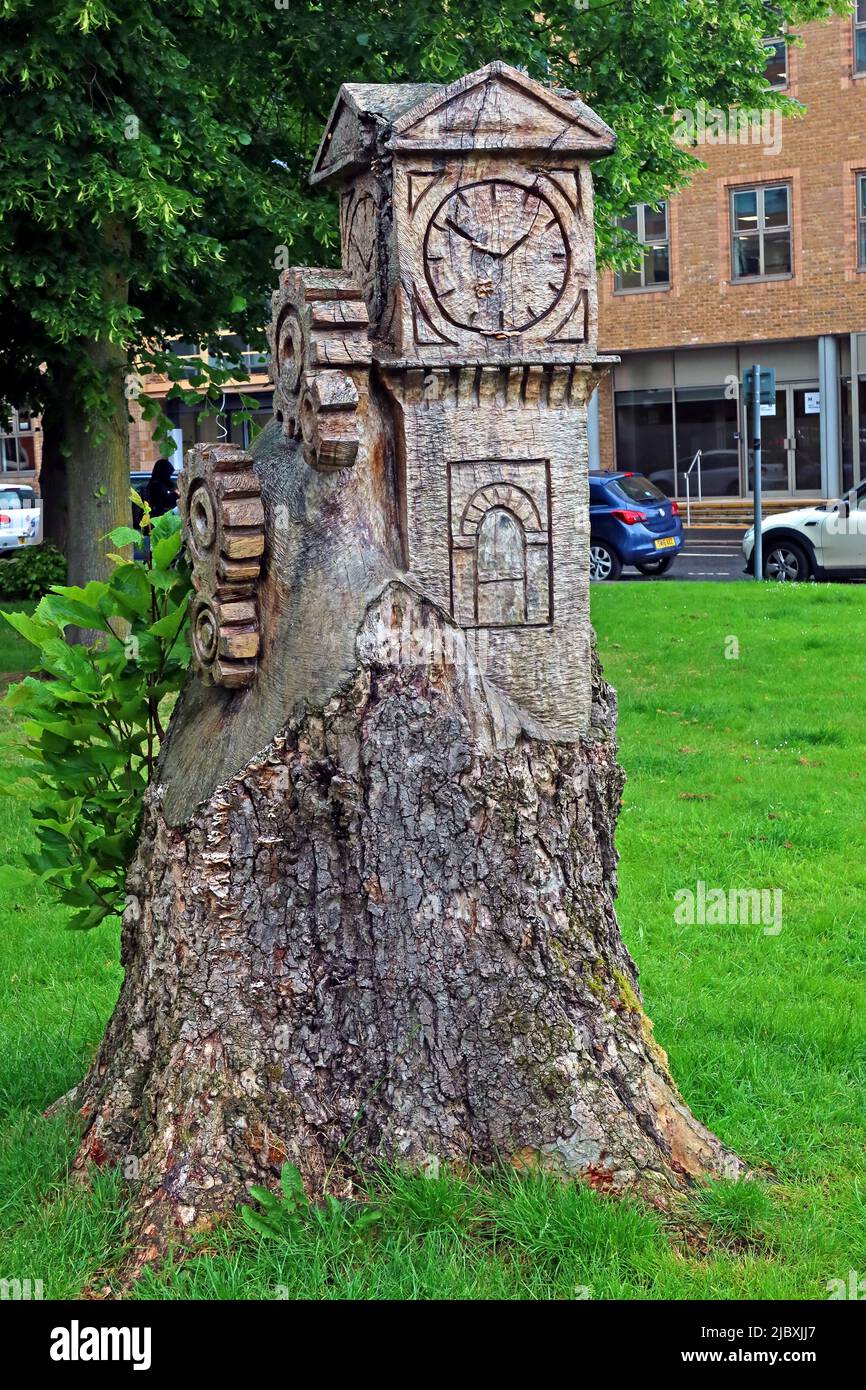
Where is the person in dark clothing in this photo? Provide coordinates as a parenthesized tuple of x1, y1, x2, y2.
(146, 457, 178, 517)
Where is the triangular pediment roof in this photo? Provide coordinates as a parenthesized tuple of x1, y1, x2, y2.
(310, 61, 615, 185)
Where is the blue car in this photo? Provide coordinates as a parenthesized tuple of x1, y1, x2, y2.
(589, 471, 683, 581)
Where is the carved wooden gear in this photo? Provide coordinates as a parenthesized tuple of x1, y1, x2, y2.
(179, 444, 265, 688)
(267, 267, 371, 469)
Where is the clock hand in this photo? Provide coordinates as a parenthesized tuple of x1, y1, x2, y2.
(445, 217, 482, 245)
(500, 230, 531, 259)
(469, 231, 532, 261)
(444, 216, 501, 256)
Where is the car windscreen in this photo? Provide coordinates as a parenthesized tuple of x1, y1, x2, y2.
(0, 492, 24, 510)
(611, 475, 667, 504)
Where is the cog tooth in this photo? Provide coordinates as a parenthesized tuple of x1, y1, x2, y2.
(269, 267, 369, 466)
(179, 446, 264, 689)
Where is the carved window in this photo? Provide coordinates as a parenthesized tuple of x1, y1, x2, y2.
(763, 38, 788, 90)
(730, 184, 791, 280)
(475, 507, 527, 626)
(856, 2, 866, 75)
(859, 175, 866, 270)
(614, 203, 670, 292)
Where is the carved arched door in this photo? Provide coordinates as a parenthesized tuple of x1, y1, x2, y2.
(475, 506, 527, 625)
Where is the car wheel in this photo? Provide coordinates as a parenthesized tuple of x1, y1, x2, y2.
(589, 540, 622, 582)
(636, 554, 676, 576)
(763, 540, 810, 582)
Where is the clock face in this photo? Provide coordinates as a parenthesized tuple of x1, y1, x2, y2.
(422, 179, 569, 334)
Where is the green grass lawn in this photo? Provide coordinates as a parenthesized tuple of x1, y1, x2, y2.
(0, 584, 864, 1299)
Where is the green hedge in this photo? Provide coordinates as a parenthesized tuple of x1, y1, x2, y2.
(0, 544, 67, 598)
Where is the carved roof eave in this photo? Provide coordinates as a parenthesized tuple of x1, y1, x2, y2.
(385, 133, 613, 159)
(373, 354, 621, 372)
(310, 60, 615, 186)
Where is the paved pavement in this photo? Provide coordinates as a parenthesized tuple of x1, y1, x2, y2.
(619, 527, 748, 582)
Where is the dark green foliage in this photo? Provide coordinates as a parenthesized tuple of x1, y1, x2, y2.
(0, 544, 67, 600)
(0, 1, 845, 420)
(0, 496, 191, 930)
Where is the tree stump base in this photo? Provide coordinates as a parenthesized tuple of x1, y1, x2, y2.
(73, 582, 741, 1246)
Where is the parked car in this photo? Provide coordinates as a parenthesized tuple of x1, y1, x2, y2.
(743, 480, 866, 581)
(589, 471, 683, 581)
(0, 484, 42, 554)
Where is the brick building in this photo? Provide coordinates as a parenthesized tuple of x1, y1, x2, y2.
(130, 336, 273, 475)
(592, 10, 866, 503)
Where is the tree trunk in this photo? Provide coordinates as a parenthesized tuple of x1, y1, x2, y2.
(74, 572, 741, 1251)
(40, 221, 131, 589)
(39, 372, 71, 561)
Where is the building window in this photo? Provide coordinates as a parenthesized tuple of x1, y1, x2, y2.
(856, 2, 866, 75)
(167, 390, 273, 454)
(730, 184, 792, 280)
(841, 376, 866, 490)
(614, 203, 670, 291)
(859, 174, 866, 269)
(210, 335, 269, 376)
(614, 389, 674, 479)
(1, 411, 37, 473)
(614, 387, 740, 498)
(763, 38, 788, 89)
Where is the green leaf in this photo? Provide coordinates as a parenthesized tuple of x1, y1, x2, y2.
(153, 528, 183, 569)
(248, 1185, 281, 1209)
(147, 593, 190, 640)
(107, 564, 152, 617)
(2, 610, 57, 647)
(38, 595, 110, 632)
(67, 905, 114, 931)
(105, 526, 142, 549)
(240, 1206, 282, 1241)
(281, 1164, 307, 1204)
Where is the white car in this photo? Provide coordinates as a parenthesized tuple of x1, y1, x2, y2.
(743, 481, 866, 581)
(0, 485, 42, 554)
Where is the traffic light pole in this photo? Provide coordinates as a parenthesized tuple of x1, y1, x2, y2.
(752, 362, 763, 582)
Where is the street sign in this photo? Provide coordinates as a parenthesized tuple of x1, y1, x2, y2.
(743, 366, 776, 407)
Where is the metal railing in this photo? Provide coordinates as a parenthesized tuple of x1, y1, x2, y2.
(682, 450, 703, 526)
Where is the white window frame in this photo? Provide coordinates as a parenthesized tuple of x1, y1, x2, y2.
(763, 37, 788, 90)
(858, 173, 866, 270)
(730, 183, 792, 282)
(614, 202, 670, 293)
(856, 2, 866, 76)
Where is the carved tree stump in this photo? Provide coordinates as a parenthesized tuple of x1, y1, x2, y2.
(73, 64, 741, 1247)
(75, 576, 740, 1243)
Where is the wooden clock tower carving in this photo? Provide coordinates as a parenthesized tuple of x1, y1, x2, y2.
(105, 64, 742, 1229)
(267, 61, 618, 738)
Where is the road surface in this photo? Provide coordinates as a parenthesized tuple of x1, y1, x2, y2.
(619, 527, 747, 583)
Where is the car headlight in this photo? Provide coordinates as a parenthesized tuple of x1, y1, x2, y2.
(743, 526, 754, 544)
